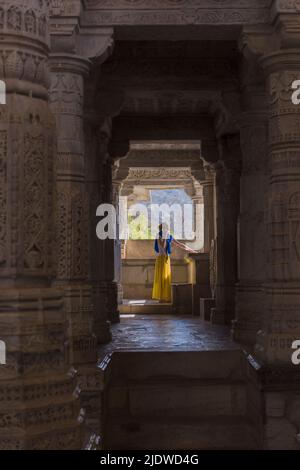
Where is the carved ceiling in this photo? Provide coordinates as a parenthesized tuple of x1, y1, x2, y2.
(95, 40, 239, 116)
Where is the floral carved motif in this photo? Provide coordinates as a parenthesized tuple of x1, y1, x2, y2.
(56, 189, 89, 280)
(23, 130, 46, 271)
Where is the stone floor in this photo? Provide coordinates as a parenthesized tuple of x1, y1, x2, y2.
(98, 313, 240, 361)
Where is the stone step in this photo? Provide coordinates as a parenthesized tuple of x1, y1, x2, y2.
(104, 415, 258, 450)
(107, 379, 247, 417)
(109, 350, 244, 382)
(120, 301, 173, 315)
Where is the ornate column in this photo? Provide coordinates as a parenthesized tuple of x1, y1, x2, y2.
(112, 177, 124, 306)
(257, 47, 300, 364)
(201, 164, 216, 254)
(49, 54, 99, 421)
(233, 83, 269, 346)
(0, 1, 81, 449)
(103, 140, 130, 322)
(189, 186, 208, 316)
(200, 141, 218, 320)
(210, 135, 241, 325)
(240, 15, 300, 365)
(239, 14, 300, 449)
(85, 119, 112, 344)
(100, 158, 120, 323)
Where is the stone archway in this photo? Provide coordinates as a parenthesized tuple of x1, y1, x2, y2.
(0, 0, 300, 451)
(111, 142, 209, 313)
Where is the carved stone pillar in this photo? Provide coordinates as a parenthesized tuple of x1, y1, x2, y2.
(210, 135, 241, 325)
(85, 120, 112, 345)
(49, 54, 99, 421)
(103, 159, 120, 323)
(102, 140, 130, 321)
(112, 179, 124, 306)
(0, 1, 81, 449)
(201, 164, 215, 254)
(240, 18, 300, 363)
(255, 50, 300, 364)
(233, 88, 269, 346)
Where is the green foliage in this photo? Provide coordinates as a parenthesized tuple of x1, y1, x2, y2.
(128, 213, 152, 240)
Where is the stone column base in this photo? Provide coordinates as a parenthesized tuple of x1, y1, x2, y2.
(0, 287, 82, 450)
(200, 298, 215, 321)
(210, 308, 226, 325)
(55, 283, 103, 431)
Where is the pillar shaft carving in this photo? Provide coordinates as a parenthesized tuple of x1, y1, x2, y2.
(201, 164, 215, 254)
(85, 118, 112, 343)
(50, 54, 90, 279)
(0, 1, 81, 450)
(103, 159, 121, 324)
(49, 53, 100, 429)
(210, 135, 241, 326)
(233, 88, 269, 346)
(241, 20, 300, 363)
(257, 50, 300, 364)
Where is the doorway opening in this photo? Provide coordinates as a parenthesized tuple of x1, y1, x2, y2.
(114, 141, 205, 315)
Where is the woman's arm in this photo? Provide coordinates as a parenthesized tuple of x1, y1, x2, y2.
(173, 238, 199, 254)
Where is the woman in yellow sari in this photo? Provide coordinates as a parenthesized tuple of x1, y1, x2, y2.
(152, 223, 196, 303)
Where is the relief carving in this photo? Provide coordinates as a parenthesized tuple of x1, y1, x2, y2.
(0, 2, 48, 38)
(24, 9, 37, 34)
(288, 191, 300, 264)
(7, 6, 22, 31)
(56, 188, 89, 280)
(0, 130, 7, 267)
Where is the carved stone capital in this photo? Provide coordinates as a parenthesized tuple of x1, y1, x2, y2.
(202, 163, 215, 184)
(190, 162, 205, 185)
(260, 49, 300, 75)
(50, 1, 114, 60)
(108, 139, 130, 161)
(239, 25, 275, 61)
(96, 117, 112, 163)
(49, 53, 91, 76)
(0, 0, 50, 97)
(272, 9, 300, 48)
(211, 91, 241, 138)
(201, 140, 219, 165)
(240, 19, 300, 75)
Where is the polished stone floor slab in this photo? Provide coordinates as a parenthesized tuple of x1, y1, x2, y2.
(99, 314, 239, 361)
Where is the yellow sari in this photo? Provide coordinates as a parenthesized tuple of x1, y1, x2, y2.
(152, 254, 172, 302)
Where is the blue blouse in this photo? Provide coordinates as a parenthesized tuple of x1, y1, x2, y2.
(154, 231, 173, 255)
